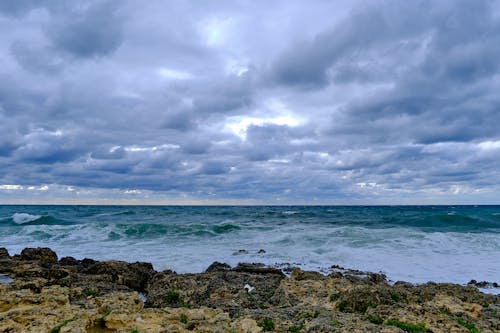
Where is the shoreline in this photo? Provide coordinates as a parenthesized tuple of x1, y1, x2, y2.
(3, 245, 499, 295)
(1, 247, 499, 332)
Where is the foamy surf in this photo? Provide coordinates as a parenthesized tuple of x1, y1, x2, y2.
(12, 213, 42, 224)
(0, 205, 498, 294)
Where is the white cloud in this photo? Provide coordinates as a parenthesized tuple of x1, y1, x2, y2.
(199, 17, 233, 46)
(124, 144, 180, 152)
(124, 189, 142, 194)
(0, 185, 23, 190)
(477, 140, 500, 150)
(157, 67, 192, 80)
(225, 114, 302, 140)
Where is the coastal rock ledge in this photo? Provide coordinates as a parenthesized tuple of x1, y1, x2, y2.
(0, 247, 498, 332)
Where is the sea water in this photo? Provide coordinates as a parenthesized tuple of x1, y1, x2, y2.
(0, 205, 499, 292)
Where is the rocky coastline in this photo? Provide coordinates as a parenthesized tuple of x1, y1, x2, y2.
(0, 247, 498, 332)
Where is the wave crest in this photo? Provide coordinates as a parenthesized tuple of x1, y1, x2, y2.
(12, 213, 42, 224)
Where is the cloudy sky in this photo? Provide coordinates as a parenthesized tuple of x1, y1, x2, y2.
(1, 0, 500, 204)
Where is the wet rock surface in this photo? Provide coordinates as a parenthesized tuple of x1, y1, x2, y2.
(0, 247, 498, 332)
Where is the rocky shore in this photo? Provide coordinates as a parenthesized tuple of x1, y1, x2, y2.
(0, 248, 498, 332)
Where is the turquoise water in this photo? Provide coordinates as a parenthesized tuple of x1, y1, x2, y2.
(0, 205, 499, 289)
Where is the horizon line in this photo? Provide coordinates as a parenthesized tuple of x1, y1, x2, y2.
(1, 203, 498, 207)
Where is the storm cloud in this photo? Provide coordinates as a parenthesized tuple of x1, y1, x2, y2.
(1, 0, 500, 204)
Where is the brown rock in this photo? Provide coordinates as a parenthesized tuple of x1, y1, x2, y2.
(205, 261, 231, 272)
(81, 260, 155, 292)
(19, 247, 58, 263)
(2, 248, 499, 333)
(0, 248, 9, 259)
(59, 256, 79, 266)
(233, 263, 285, 276)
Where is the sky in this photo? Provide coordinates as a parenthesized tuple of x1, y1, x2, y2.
(1, 0, 500, 205)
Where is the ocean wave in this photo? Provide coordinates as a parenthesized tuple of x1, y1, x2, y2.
(2, 213, 72, 226)
(12, 213, 42, 224)
(116, 222, 242, 239)
(212, 223, 241, 234)
(94, 210, 136, 218)
(433, 213, 500, 230)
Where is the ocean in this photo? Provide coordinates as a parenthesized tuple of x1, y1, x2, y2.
(1, 205, 499, 292)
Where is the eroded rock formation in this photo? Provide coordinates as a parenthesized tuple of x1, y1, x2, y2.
(0, 247, 498, 332)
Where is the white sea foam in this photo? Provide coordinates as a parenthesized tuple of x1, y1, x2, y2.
(2, 217, 499, 294)
(12, 213, 42, 224)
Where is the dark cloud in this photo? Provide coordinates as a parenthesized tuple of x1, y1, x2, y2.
(1, 0, 500, 204)
(10, 42, 65, 74)
(47, 1, 124, 58)
(0, 0, 46, 17)
(268, 1, 430, 88)
(12, 129, 85, 164)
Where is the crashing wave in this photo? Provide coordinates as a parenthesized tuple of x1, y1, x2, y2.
(12, 213, 42, 225)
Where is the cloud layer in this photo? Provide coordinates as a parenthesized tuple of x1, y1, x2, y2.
(1, 0, 500, 204)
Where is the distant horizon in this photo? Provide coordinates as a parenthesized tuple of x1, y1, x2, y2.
(1, 202, 499, 207)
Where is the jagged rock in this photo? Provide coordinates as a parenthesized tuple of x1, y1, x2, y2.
(146, 263, 286, 311)
(205, 262, 231, 272)
(59, 256, 79, 266)
(1, 248, 499, 332)
(81, 258, 97, 268)
(291, 269, 325, 281)
(328, 271, 343, 278)
(336, 285, 399, 313)
(468, 280, 500, 288)
(0, 248, 9, 259)
(366, 272, 388, 284)
(233, 263, 285, 276)
(81, 260, 155, 291)
(15, 264, 70, 282)
(19, 247, 58, 263)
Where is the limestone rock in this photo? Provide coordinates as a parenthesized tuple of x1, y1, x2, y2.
(1, 248, 499, 333)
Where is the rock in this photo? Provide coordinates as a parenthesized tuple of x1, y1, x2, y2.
(0, 248, 9, 259)
(336, 285, 398, 313)
(19, 247, 58, 263)
(328, 271, 343, 278)
(258, 249, 266, 254)
(434, 294, 483, 319)
(366, 272, 388, 284)
(205, 262, 231, 272)
(59, 256, 79, 266)
(146, 264, 286, 310)
(291, 269, 325, 281)
(81, 258, 97, 268)
(81, 260, 155, 291)
(233, 318, 261, 333)
(233, 263, 285, 276)
(2, 247, 499, 333)
(10, 262, 70, 283)
(468, 280, 500, 289)
(394, 281, 413, 288)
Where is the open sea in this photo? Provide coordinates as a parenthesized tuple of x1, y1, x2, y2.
(1, 205, 499, 292)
